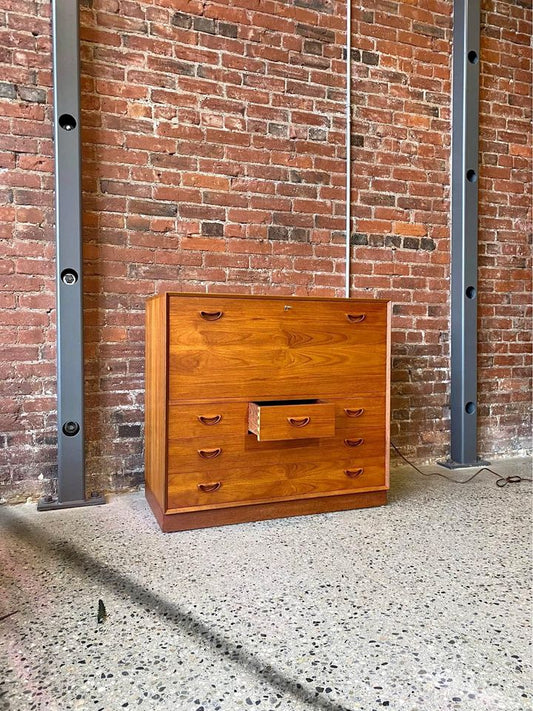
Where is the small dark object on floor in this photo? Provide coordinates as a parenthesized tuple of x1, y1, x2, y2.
(97, 599, 107, 624)
(0, 610, 18, 622)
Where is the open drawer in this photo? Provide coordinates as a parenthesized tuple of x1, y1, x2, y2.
(248, 400, 336, 442)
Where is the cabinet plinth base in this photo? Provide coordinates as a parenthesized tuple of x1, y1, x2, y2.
(145, 485, 387, 533)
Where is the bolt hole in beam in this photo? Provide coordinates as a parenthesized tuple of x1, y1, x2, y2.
(466, 169, 477, 182)
(465, 286, 476, 299)
(62, 421, 80, 436)
(61, 268, 78, 285)
(467, 50, 479, 64)
(465, 402, 476, 415)
(58, 113, 77, 131)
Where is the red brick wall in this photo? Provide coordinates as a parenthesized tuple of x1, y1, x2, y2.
(0, 0, 531, 501)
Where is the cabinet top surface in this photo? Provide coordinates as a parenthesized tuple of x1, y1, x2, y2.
(148, 292, 390, 304)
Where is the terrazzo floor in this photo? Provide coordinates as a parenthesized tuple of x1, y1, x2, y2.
(0, 456, 531, 711)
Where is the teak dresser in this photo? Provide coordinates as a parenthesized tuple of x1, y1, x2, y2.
(145, 293, 391, 532)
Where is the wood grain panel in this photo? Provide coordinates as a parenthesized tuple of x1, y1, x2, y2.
(334, 398, 386, 430)
(169, 296, 387, 348)
(167, 402, 249, 440)
(167, 429, 386, 474)
(167, 459, 387, 510)
(168, 296, 388, 401)
(144, 294, 168, 510)
(169, 347, 386, 401)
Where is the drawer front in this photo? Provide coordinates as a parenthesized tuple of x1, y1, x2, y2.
(167, 458, 387, 510)
(168, 296, 388, 401)
(167, 403, 249, 440)
(335, 397, 387, 431)
(249, 401, 335, 441)
(167, 428, 386, 475)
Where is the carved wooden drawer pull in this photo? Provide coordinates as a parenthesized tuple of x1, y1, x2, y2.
(197, 482, 222, 493)
(344, 438, 364, 448)
(200, 310, 223, 321)
(287, 416, 311, 428)
(197, 447, 222, 459)
(197, 414, 222, 426)
(346, 313, 366, 323)
(345, 468, 364, 479)
(345, 407, 364, 418)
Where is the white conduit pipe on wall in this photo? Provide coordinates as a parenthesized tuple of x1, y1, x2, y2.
(345, 0, 352, 298)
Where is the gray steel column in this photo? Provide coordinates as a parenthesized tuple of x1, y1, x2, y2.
(38, 0, 104, 509)
(441, 0, 488, 469)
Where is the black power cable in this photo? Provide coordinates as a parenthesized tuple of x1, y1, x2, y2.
(391, 441, 532, 488)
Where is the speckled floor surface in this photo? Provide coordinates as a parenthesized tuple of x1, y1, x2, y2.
(0, 456, 531, 711)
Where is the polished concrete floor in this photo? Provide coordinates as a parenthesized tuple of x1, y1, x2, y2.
(0, 456, 531, 711)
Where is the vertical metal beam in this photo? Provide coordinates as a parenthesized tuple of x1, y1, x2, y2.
(38, 0, 104, 510)
(441, 0, 488, 468)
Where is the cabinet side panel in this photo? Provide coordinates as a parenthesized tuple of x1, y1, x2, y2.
(384, 301, 391, 489)
(145, 295, 168, 509)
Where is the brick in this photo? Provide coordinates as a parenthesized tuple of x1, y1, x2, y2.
(295, 0, 333, 12)
(171, 12, 191, 29)
(0, 82, 16, 99)
(219, 22, 238, 39)
(268, 226, 289, 241)
(193, 16, 216, 34)
(393, 222, 427, 236)
(420, 238, 436, 252)
(304, 39, 323, 56)
(295, 23, 335, 44)
(361, 51, 379, 65)
(201, 222, 224, 237)
(129, 200, 177, 217)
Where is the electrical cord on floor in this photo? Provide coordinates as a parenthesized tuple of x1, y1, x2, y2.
(391, 441, 532, 488)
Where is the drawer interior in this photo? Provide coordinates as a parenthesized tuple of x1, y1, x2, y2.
(252, 398, 323, 406)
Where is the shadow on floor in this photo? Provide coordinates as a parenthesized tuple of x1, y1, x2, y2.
(1, 506, 352, 711)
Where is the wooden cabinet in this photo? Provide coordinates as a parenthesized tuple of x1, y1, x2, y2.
(145, 293, 391, 532)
